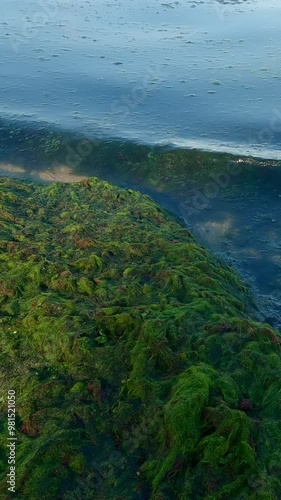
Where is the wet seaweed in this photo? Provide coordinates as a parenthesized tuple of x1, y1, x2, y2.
(0, 176, 281, 499)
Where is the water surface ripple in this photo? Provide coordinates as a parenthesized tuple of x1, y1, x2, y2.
(1, 0, 281, 157)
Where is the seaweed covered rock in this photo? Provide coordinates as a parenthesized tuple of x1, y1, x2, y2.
(0, 176, 281, 499)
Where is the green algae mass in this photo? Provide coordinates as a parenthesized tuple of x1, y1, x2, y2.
(0, 176, 281, 499)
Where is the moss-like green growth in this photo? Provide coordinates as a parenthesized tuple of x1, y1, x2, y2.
(0, 176, 281, 499)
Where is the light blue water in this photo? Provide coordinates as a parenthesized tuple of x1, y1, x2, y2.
(1, 0, 281, 158)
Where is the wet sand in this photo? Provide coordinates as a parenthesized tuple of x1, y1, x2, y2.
(0, 161, 88, 183)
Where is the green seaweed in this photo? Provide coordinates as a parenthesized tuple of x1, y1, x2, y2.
(0, 176, 281, 499)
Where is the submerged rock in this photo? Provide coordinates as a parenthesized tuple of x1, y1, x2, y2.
(0, 176, 281, 499)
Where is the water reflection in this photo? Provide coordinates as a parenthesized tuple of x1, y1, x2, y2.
(179, 164, 281, 328)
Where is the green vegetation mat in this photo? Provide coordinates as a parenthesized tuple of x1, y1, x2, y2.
(0, 176, 281, 499)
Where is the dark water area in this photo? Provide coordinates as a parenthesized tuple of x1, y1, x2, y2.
(0, 0, 281, 327)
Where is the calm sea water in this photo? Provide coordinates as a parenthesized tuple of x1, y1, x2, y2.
(1, 0, 281, 158)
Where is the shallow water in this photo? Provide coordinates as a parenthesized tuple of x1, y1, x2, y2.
(179, 167, 281, 328)
(1, 0, 281, 157)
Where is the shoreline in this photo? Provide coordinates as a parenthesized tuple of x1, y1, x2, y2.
(1, 163, 280, 332)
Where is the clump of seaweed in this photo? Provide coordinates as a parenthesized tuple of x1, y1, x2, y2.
(0, 176, 281, 499)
